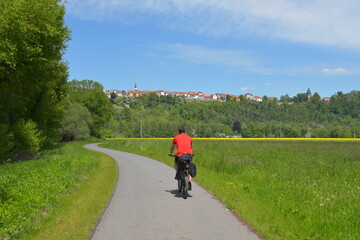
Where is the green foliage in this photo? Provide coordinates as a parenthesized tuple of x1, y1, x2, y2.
(13, 119, 43, 152)
(311, 123, 352, 138)
(67, 80, 114, 138)
(101, 139, 360, 240)
(279, 94, 291, 102)
(112, 90, 359, 138)
(0, 142, 99, 239)
(0, 0, 69, 159)
(293, 93, 309, 103)
(330, 90, 360, 118)
(60, 102, 93, 141)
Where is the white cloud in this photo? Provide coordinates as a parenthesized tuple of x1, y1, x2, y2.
(67, 0, 360, 49)
(322, 68, 352, 75)
(240, 86, 255, 91)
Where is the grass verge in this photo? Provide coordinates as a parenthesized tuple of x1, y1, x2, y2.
(0, 141, 117, 240)
(100, 139, 360, 240)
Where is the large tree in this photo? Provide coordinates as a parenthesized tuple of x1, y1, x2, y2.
(0, 0, 69, 157)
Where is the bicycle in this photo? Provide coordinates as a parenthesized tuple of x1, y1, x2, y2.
(169, 153, 193, 199)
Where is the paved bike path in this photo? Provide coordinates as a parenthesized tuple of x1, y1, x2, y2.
(85, 143, 263, 240)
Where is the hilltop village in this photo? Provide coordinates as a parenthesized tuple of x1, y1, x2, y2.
(104, 84, 331, 103)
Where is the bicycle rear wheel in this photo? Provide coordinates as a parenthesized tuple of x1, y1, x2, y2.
(182, 175, 188, 199)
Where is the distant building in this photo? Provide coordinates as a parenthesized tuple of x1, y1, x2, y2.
(128, 83, 140, 98)
(323, 97, 331, 103)
(254, 96, 263, 102)
(244, 93, 254, 99)
(104, 86, 272, 103)
(306, 88, 313, 101)
(114, 90, 126, 97)
(203, 94, 212, 101)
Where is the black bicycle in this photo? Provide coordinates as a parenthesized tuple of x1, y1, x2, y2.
(169, 153, 193, 199)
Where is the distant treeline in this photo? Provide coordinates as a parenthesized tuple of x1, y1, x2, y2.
(109, 90, 359, 138)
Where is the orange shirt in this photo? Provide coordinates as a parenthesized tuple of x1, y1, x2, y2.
(172, 133, 193, 156)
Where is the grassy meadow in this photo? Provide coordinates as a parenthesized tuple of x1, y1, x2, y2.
(101, 138, 360, 240)
(0, 142, 117, 240)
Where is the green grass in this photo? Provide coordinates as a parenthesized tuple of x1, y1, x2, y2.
(100, 139, 360, 240)
(0, 142, 117, 240)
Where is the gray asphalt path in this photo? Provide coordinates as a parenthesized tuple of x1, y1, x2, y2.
(85, 143, 263, 240)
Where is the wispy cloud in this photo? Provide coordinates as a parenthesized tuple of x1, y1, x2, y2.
(322, 68, 353, 76)
(67, 0, 360, 49)
(150, 43, 257, 68)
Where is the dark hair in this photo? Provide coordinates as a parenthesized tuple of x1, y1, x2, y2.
(178, 126, 186, 133)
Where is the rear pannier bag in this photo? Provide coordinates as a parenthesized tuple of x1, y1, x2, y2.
(189, 162, 197, 178)
(179, 153, 196, 177)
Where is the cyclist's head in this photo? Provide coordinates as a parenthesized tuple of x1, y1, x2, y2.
(179, 126, 186, 134)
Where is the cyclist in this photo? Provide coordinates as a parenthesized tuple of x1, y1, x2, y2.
(168, 126, 194, 189)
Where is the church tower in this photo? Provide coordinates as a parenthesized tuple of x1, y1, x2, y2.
(306, 88, 312, 101)
(134, 83, 138, 91)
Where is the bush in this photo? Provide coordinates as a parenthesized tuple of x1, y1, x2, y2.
(13, 120, 43, 152)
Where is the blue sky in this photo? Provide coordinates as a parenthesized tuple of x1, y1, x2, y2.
(64, 0, 359, 98)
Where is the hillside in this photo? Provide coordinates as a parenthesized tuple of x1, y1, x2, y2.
(108, 90, 360, 138)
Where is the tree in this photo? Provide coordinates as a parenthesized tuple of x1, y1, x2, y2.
(239, 95, 246, 101)
(110, 91, 117, 103)
(60, 102, 93, 141)
(311, 92, 321, 102)
(0, 0, 70, 158)
(226, 95, 233, 101)
(280, 94, 291, 102)
(293, 93, 308, 103)
(68, 80, 114, 137)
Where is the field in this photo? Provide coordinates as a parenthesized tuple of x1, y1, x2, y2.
(101, 138, 360, 240)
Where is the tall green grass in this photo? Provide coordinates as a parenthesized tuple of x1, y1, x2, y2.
(0, 142, 116, 240)
(101, 139, 360, 240)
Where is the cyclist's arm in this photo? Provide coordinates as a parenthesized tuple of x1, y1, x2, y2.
(169, 143, 176, 156)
